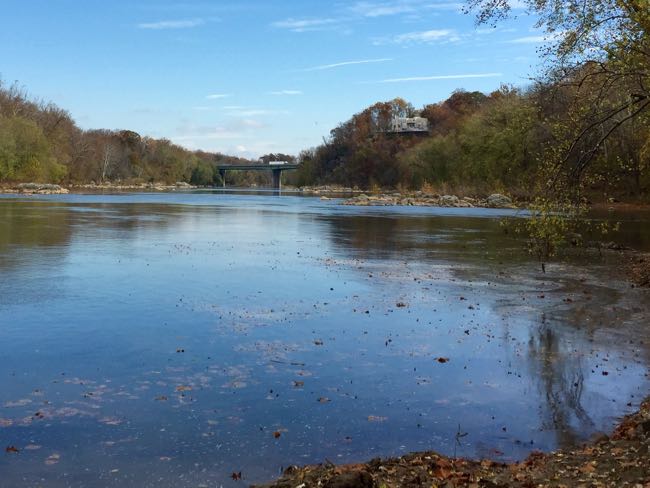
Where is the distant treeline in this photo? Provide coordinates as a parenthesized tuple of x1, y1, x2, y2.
(287, 84, 650, 199)
(0, 80, 257, 186)
(2, 77, 648, 199)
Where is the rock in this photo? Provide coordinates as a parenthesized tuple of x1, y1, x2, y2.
(175, 181, 191, 188)
(486, 194, 513, 208)
(439, 195, 460, 206)
(15, 183, 69, 194)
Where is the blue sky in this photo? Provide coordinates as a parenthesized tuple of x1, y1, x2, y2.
(1, 1, 545, 158)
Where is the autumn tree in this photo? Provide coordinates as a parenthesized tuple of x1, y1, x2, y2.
(466, 0, 650, 198)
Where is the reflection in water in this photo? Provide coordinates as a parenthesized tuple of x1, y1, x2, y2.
(0, 193, 648, 488)
(528, 317, 593, 449)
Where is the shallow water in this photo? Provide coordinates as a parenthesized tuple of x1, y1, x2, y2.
(0, 191, 648, 487)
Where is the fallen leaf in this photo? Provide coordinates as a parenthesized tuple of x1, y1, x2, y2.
(436, 357, 450, 364)
(45, 453, 61, 465)
(368, 415, 388, 422)
(5, 446, 19, 453)
(231, 471, 242, 480)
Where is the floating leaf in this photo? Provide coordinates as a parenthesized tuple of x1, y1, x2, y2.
(5, 446, 19, 454)
(45, 453, 61, 465)
(368, 415, 388, 422)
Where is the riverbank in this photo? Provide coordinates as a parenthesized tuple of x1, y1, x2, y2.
(256, 397, 650, 487)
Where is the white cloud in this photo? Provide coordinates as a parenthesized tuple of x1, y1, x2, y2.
(224, 107, 289, 117)
(271, 17, 339, 32)
(206, 93, 232, 99)
(507, 35, 548, 44)
(300, 58, 393, 72)
(382, 29, 459, 45)
(350, 1, 462, 17)
(240, 119, 266, 129)
(270, 90, 303, 96)
(137, 19, 205, 29)
(507, 31, 564, 44)
(350, 1, 415, 17)
(370, 72, 502, 83)
(173, 128, 243, 141)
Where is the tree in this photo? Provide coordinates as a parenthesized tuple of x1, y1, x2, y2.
(466, 0, 650, 197)
(0, 116, 64, 182)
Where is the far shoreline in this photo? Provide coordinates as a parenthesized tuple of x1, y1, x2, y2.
(2, 182, 650, 212)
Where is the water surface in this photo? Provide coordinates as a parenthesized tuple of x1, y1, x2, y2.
(1, 191, 648, 487)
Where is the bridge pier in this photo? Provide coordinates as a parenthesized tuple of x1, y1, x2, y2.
(272, 169, 282, 190)
(218, 169, 226, 188)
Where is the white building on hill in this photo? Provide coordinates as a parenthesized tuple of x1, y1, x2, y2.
(389, 116, 429, 133)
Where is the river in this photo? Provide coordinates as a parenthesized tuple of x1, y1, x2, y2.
(0, 190, 648, 487)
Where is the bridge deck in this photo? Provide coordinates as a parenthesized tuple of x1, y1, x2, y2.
(216, 164, 300, 171)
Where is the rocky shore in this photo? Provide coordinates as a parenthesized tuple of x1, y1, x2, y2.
(255, 397, 650, 487)
(0, 181, 198, 195)
(298, 186, 365, 195)
(70, 181, 197, 192)
(341, 192, 516, 209)
(0, 183, 70, 195)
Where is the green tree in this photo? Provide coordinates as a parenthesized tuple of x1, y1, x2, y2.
(0, 116, 65, 182)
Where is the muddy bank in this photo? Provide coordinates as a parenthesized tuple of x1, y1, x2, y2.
(341, 192, 516, 209)
(255, 397, 650, 487)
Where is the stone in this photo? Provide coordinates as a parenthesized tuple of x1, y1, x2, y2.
(439, 195, 460, 206)
(14, 183, 69, 194)
(486, 194, 513, 208)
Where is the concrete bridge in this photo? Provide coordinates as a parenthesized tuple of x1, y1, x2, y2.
(216, 163, 300, 190)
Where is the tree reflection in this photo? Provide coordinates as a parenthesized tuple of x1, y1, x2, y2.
(527, 315, 594, 448)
